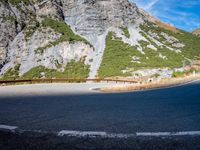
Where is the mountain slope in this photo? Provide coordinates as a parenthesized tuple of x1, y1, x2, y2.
(98, 21, 200, 78)
(0, 0, 93, 79)
(62, 0, 144, 78)
(0, 0, 199, 80)
(192, 28, 200, 36)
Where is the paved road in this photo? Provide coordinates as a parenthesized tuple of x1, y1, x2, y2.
(0, 81, 200, 134)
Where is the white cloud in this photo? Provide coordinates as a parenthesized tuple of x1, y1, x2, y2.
(130, 0, 200, 31)
(143, 0, 160, 10)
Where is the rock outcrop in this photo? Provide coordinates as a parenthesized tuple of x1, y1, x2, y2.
(0, 2, 17, 67)
(0, 0, 94, 77)
(63, 0, 143, 36)
(192, 28, 200, 36)
(62, 0, 144, 78)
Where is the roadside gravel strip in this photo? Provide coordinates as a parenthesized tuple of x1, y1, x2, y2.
(0, 83, 127, 97)
(0, 77, 200, 96)
(100, 75, 200, 92)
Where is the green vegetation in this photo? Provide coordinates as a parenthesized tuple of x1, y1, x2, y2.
(35, 18, 91, 54)
(35, 47, 45, 55)
(138, 39, 184, 68)
(9, 0, 30, 5)
(172, 69, 200, 78)
(140, 22, 200, 60)
(98, 32, 139, 78)
(1, 16, 16, 22)
(0, 60, 90, 80)
(1, 64, 20, 80)
(23, 22, 40, 40)
(98, 27, 197, 78)
(22, 60, 90, 79)
(120, 27, 130, 38)
(22, 66, 55, 79)
(151, 73, 160, 78)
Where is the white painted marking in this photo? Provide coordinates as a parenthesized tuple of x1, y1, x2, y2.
(58, 130, 200, 138)
(173, 131, 200, 136)
(58, 130, 107, 137)
(0, 125, 18, 131)
(137, 131, 200, 136)
(136, 132, 171, 136)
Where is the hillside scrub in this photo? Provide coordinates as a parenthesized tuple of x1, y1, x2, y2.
(98, 32, 136, 78)
(35, 18, 91, 54)
(0, 64, 20, 80)
(140, 22, 200, 60)
(22, 60, 90, 79)
(172, 69, 200, 78)
(8, 0, 30, 5)
(98, 30, 187, 78)
(0, 60, 90, 80)
(120, 27, 130, 38)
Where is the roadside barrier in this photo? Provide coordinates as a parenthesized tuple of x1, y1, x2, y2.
(0, 78, 137, 85)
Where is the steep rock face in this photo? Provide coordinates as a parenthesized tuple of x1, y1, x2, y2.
(0, 0, 36, 69)
(35, 0, 63, 21)
(63, 0, 144, 78)
(0, 1, 94, 78)
(2, 27, 60, 73)
(0, 2, 17, 67)
(63, 0, 143, 36)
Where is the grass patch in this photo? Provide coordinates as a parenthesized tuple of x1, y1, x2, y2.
(172, 69, 200, 78)
(1, 61, 90, 80)
(23, 21, 40, 40)
(151, 73, 160, 78)
(138, 39, 184, 68)
(98, 30, 189, 78)
(98, 32, 141, 78)
(35, 18, 91, 54)
(22, 60, 90, 79)
(9, 0, 30, 5)
(0, 64, 20, 80)
(1, 15, 16, 22)
(140, 21, 200, 60)
(120, 27, 130, 38)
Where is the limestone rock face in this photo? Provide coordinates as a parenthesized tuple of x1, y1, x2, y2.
(35, 0, 64, 21)
(0, 0, 94, 76)
(63, 0, 143, 37)
(0, 3, 17, 67)
(0, 1, 35, 69)
(62, 0, 144, 78)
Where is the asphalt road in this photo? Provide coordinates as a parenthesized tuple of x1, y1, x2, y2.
(0, 81, 200, 134)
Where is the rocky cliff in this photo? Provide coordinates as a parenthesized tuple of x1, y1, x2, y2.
(62, 0, 144, 78)
(0, 0, 94, 78)
(0, 0, 199, 79)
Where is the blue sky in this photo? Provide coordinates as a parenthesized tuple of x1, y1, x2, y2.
(130, 0, 200, 31)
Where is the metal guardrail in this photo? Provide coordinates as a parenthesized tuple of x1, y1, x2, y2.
(0, 78, 137, 85)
